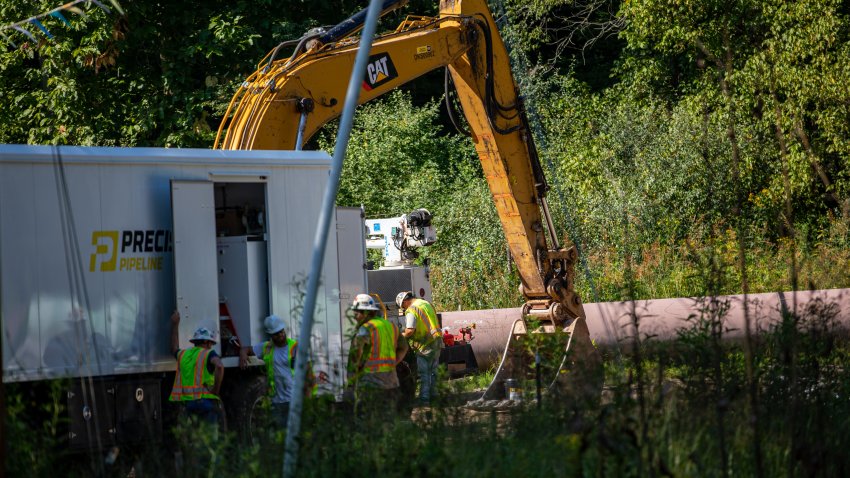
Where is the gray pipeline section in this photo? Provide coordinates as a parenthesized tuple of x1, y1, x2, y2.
(440, 288, 850, 369)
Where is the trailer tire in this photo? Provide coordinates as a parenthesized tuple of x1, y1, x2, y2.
(223, 372, 267, 440)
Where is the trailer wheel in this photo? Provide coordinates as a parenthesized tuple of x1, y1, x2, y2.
(247, 395, 271, 444)
(223, 373, 267, 440)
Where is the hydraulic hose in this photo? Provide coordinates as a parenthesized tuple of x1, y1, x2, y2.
(444, 67, 471, 137)
(318, 0, 408, 45)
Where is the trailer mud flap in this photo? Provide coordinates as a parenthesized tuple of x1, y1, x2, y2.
(115, 380, 162, 445)
(68, 381, 116, 450)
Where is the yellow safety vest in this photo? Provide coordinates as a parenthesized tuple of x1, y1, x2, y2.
(262, 338, 318, 397)
(406, 298, 441, 352)
(262, 338, 297, 397)
(169, 347, 219, 401)
(362, 318, 398, 373)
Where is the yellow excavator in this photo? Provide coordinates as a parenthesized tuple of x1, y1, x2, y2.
(215, 0, 602, 403)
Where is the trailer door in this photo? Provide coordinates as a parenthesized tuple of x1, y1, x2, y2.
(171, 180, 220, 354)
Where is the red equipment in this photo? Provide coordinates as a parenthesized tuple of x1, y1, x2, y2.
(442, 329, 455, 347)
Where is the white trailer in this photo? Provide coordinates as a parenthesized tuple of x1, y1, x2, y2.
(0, 145, 367, 446)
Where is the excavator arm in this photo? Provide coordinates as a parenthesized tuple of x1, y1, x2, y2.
(216, 0, 602, 402)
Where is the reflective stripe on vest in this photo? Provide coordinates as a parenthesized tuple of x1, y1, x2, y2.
(363, 318, 398, 373)
(169, 347, 218, 401)
(262, 338, 297, 397)
(407, 298, 441, 352)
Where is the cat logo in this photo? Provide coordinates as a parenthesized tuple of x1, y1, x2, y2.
(362, 53, 398, 91)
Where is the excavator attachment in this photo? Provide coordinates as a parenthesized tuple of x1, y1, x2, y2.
(474, 312, 603, 408)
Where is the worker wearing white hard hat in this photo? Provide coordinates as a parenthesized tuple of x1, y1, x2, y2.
(397, 290, 443, 405)
(168, 310, 225, 424)
(347, 293, 408, 415)
(239, 314, 315, 427)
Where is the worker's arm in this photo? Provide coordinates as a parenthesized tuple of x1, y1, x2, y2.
(170, 310, 180, 356)
(238, 345, 256, 369)
(402, 312, 416, 338)
(351, 332, 368, 372)
(395, 333, 409, 364)
(210, 355, 224, 396)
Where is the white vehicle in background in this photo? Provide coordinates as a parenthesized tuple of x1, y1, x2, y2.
(365, 209, 436, 319)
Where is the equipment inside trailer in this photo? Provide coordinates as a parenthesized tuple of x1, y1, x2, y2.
(213, 182, 270, 358)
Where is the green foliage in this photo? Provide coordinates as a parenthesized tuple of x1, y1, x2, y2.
(495, 0, 850, 306)
(4, 380, 70, 475)
(429, 175, 522, 310)
(0, 0, 378, 146)
(619, 0, 850, 228)
(538, 76, 737, 250)
(321, 90, 475, 217)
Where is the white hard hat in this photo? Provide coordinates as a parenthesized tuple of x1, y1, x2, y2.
(190, 327, 217, 344)
(351, 293, 380, 311)
(395, 291, 414, 309)
(264, 314, 287, 335)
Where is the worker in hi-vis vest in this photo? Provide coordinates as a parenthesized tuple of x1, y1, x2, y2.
(169, 310, 225, 424)
(348, 293, 408, 414)
(239, 314, 316, 427)
(396, 291, 443, 405)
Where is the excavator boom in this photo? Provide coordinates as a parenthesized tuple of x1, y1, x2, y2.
(217, 0, 602, 402)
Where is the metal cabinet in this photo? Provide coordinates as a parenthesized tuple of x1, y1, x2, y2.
(216, 236, 269, 355)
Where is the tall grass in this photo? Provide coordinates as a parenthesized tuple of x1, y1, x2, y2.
(5, 297, 850, 477)
(580, 220, 850, 302)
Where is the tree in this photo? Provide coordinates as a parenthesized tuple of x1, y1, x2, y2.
(0, 0, 419, 146)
